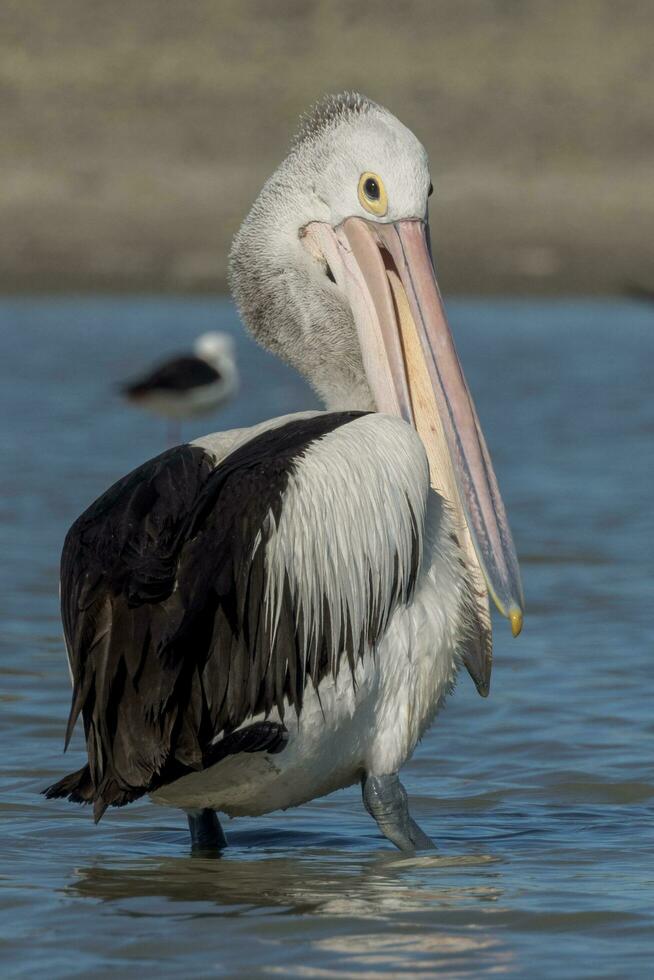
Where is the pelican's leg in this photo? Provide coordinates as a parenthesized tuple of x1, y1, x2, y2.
(186, 808, 227, 853)
(362, 772, 436, 852)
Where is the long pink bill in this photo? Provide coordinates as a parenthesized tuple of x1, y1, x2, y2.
(333, 216, 524, 632)
(374, 218, 524, 627)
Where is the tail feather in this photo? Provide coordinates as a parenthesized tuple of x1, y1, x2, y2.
(43, 765, 94, 805)
(43, 765, 147, 821)
(44, 723, 291, 820)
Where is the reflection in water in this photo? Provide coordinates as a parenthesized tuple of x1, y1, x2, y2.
(68, 849, 512, 977)
(68, 850, 502, 918)
(272, 934, 513, 979)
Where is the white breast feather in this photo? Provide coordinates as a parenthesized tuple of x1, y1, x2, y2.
(263, 414, 429, 677)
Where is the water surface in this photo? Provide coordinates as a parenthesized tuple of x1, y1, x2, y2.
(1, 297, 653, 977)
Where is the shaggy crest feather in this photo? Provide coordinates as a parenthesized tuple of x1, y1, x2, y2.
(292, 91, 378, 148)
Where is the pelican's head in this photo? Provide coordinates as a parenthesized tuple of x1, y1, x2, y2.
(229, 93, 523, 637)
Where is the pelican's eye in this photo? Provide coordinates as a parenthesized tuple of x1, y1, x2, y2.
(358, 172, 388, 217)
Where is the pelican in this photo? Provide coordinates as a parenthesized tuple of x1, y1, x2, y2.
(121, 331, 238, 442)
(45, 92, 524, 853)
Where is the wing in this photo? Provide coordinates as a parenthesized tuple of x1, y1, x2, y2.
(123, 356, 220, 396)
(49, 412, 427, 819)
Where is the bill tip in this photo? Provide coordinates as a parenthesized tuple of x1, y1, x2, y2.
(509, 607, 523, 637)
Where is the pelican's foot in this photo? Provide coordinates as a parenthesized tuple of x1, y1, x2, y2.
(362, 772, 436, 852)
(186, 808, 227, 853)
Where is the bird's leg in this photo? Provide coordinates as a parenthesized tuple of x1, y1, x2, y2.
(186, 808, 227, 853)
(362, 772, 436, 852)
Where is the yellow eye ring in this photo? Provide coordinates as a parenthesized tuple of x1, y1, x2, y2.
(358, 172, 388, 217)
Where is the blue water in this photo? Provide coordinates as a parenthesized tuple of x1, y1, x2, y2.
(1, 297, 653, 978)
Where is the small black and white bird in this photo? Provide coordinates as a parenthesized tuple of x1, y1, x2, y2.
(122, 332, 238, 441)
(46, 93, 524, 854)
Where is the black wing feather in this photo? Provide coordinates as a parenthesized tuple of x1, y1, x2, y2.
(49, 413, 391, 817)
(123, 356, 221, 396)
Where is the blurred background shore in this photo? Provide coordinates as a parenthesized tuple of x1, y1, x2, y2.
(1, 0, 653, 295)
